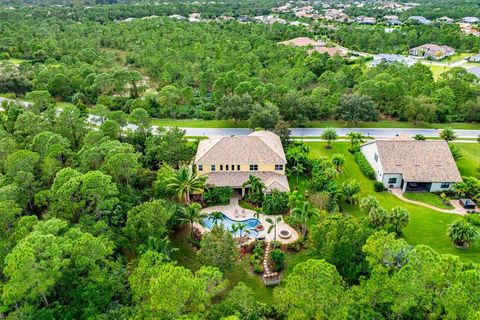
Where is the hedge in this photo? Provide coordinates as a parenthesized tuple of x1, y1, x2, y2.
(354, 152, 375, 180)
(204, 187, 234, 205)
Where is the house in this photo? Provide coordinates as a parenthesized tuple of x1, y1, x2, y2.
(356, 16, 376, 25)
(409, 44, 455, 60)
(462, 17, 480, 24)
(309, 46, 346, 57)
(384, 15, 399, 20)
(386, 18, 403, 26)
(437, 16, 454, 23)
(169, 14, 186, 20)
(460, 23, 480, 36)
(278, 37, 326, 48)
(468, 54, 480, 62)
(371, 54, 416, 67)
(408, 16, 431, 25)
(360, 138, 462, 192)
(324, 9, 350, 22)
(466, 66, 480, 78)
(194, 131, 290, 194)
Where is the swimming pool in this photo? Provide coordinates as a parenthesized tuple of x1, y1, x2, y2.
(202, 213, 261, 238)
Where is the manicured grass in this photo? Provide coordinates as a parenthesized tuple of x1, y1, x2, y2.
(443, 52, 472, 62)
(151, 118, 480, 130)
(304, 141, 480, 263)
(170, 227, 274, 303)
(453, 142, 480, 177)
(403, 192, 454, 209)
(428, 64, 451, 80)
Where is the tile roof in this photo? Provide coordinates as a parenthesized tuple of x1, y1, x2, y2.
(368, 140, 462, 182)
(205, 171, 290, 192)
(278, 37, 325, 47)
(194, 131, 287, 165)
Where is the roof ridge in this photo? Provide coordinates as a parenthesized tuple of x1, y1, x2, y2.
(253, 134, 286, 162)
(194, 136, 225, 163)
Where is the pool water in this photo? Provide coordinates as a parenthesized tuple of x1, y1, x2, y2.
(203, 213, 260, 238)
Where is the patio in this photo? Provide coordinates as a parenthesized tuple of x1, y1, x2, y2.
(197, 197, 299, 244)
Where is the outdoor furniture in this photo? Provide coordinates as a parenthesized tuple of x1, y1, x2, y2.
(241, 209, 246, 218)
(460, 199, 477, 210)
(234, 209, 239, 218)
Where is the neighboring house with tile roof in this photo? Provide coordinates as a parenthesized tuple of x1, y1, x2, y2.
(278, 37, 326, 48)
(409, 44, 455, 60)
(360, 138, 462, 192)
(194, 131, 289, 194)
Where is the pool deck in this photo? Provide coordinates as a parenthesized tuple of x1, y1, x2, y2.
(196, 197, 299, 244)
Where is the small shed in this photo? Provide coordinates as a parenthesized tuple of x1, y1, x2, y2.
(460, 199, 477, 209)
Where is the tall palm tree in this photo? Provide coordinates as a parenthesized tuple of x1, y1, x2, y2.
(347, 132, 365, 151)
(242, 175, 265, 196)
(233, 222, 250, 245)
(208, 211, 224, 226)
(292, 201, 318, 238)
(287, 190, 304, 211)
(179, 203, 206, 237)
(291, 162, 305, 184)
(167, 166, 206, 203)
(266, 216, 282, 246)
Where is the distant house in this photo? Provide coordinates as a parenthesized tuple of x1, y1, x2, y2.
(460, 23, 480, 36)
(356, 16, 376, 25)
(194, 131, 289, 194)
(169, 14, 186, 20)
(386, 18, 403, 26)
(360, 138, 462, 192)
(409, 44, 455, 60)
(437, 16, 454, 23)
(278, 37, 326, 48)
(310, 46, 346, 57)
(324, 9, 349, 22)
(468, 54, 480, 62)
(371, 54, 416, 67)
(466, 66, 480, 78)
(383, 15, 399, 20)
(408, 16, 431, 25)
(462, 16, 480, 24)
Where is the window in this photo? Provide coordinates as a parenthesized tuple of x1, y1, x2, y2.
(220, 165, 223, 171)
(374, 153, 379, 162)
(441, 182, 450, 189)
(249, 164, 258, 171)
(211, 165, 215, 171)
(237, 165, 240, 171)
(275, 164, 284, 171)
(198, 165, 203, 172)
(231, 164, 235, 171)
(388, 177, 397, 184)
(225, 165, 229, 171)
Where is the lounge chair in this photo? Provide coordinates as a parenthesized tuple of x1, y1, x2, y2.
(234, 209, 239, 218)
(241, 209, 246, 218)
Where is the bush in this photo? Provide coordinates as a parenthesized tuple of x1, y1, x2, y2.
(269, 249, 286, 271)
(204, 187, 234, 206)
(374, 182, 387, 192)
(286, 238, 303, 252)
(253, 263, 264, 273)
(262, 190, 289, 215)
(466, 214, 480, 227)
(354, 152, 375, 179)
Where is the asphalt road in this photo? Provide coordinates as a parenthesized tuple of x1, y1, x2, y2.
(3, 98, 480, 139)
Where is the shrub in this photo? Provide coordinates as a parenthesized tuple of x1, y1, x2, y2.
(253, 263, 264, 273)
(374, 182, 386, 192)
(262, 190, 289, 215)
(466, 214, 480, 227)
(204, 187, 234, 206)
(269, 249, 286, 271)
(286, 238, 303, 252)
(354, 152, 375, 179)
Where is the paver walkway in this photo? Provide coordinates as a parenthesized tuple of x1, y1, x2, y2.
(390, 188, 464, 215)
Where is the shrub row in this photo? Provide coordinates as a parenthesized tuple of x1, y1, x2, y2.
(354, 152, 375, 180)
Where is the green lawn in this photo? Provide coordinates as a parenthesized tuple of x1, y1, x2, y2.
(428, 64, 451, 80)
(170, 227, 275, 303)
(1, 58, 28, 65)
(304, 141, 480, 263)
(443, 52, 473, 62)
(151, 118, 480, 130)
(403, 192, 454, 209)
(454, 143, 480, 177)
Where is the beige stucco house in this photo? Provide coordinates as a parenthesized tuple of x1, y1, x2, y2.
(360, 137, 462, 192)
(194, 131, 290, 194)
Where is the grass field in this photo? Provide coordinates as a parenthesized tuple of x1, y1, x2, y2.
(305, 141, 480, 263)
(454, 143, 480, 177)
(1, 58, 28, 65)
(403, 192, 454, 209)
(428, 64, 451, 80)
(151, 118, 480, 130)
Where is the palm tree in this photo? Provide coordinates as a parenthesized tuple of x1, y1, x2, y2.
(167, 166, 206, 203)
(331, 153, 345, 172)
(242, 175, 265, 196)
(266, 216, 282, 246)
(179, 203, 206, 238)
(287, 190, 304, 210)
(291, 162, 305, 184)
(208, 211, 224, 226)
(448, 220, 478, 248)
(138, 236, 178, 261)
(292, 201, 318, 238)
(347, 132, 365, 151)
(321, 127, 338, 149)
(440, 127, 457, 141)
(233, 222, 250, 245)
